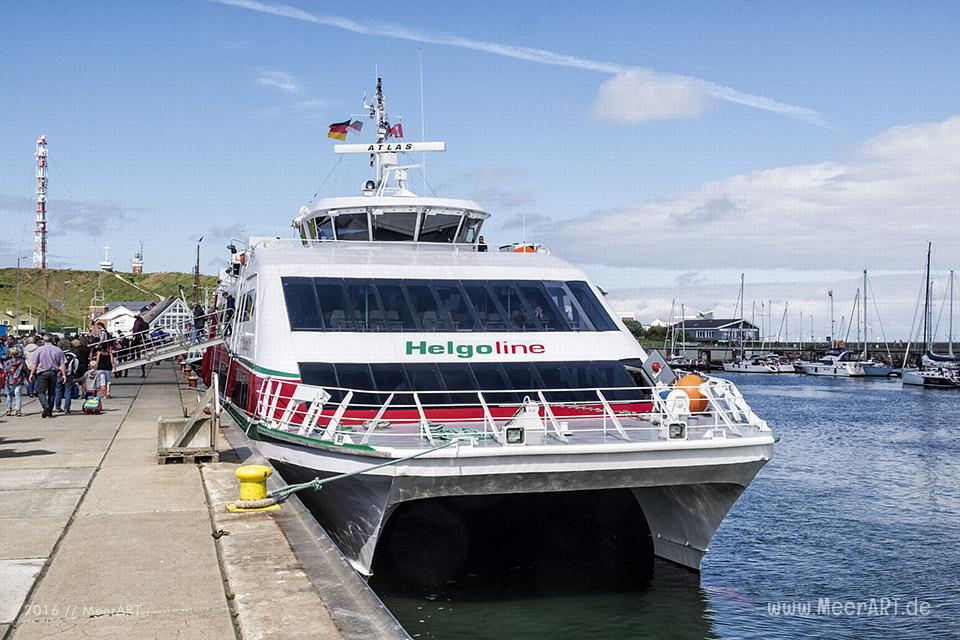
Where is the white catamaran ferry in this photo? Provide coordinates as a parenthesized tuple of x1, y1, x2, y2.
(201, 79, 776, 576)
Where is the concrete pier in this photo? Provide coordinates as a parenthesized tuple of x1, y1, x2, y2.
(0, 362, 405, 640)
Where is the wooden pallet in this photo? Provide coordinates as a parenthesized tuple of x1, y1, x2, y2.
(158, 449, 220, 465)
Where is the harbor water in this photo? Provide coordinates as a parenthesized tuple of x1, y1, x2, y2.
(370, 374, 960, 639)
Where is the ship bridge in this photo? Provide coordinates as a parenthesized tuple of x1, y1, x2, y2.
(294, 195, 489, 246)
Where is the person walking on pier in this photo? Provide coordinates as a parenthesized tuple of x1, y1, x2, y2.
(3, 347, 27, 416)
(130, 312, 148, 377)
(75, 337, 90, 377)
(29, 334, 66, 419)
(94, 344, 116, 399)
(54, 339, 80, 414)
(23, 336, 39, 397)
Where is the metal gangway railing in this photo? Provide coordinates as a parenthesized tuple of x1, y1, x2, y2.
(88, 308, 230, 372)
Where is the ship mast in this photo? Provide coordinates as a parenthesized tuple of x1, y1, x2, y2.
(335, 77, 445, 196)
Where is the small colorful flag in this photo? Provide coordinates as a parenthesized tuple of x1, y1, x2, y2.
(348, 120, 364, 132)
(327, 119, 350, 141)
(386, 123, 404, 139)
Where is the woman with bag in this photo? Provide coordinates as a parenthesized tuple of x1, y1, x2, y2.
(3, 347, 28, 417)
(94, 345, 116, 399)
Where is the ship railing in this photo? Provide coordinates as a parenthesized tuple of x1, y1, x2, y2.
(249, 377, 770, 449)
(86, 309, 228, 365)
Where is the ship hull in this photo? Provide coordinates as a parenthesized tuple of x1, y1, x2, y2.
(722, 362, 779, 373)
(259, 435, 773, 575)
(800, 363, 864, 377)
(902, 369, 960, 388)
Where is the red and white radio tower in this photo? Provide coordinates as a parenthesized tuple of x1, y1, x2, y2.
(34, 134, 49, 269)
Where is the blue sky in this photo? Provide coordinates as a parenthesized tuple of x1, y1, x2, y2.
(2, 1, 959, 337)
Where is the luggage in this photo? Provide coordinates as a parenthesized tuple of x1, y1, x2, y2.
(82, 397, 103, 415)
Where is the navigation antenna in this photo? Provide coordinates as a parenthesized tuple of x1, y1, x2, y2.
(344, 76, 445, 197)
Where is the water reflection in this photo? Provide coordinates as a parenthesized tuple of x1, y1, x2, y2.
(371, 490, 717, 640)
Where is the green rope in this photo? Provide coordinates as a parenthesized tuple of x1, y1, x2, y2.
(267, 439, 460, 503)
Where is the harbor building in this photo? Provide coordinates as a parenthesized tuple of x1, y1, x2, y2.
(673, 318, 760, 342)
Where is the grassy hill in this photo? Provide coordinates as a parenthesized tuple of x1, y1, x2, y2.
(0, 267, 219, 331)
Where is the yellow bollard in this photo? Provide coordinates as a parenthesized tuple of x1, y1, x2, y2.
(227, 465, 281, 512)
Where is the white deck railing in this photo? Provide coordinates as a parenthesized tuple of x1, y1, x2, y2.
(244, 375, 769, 451)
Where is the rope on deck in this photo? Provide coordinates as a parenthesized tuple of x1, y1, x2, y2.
(233, 439, 460, 509)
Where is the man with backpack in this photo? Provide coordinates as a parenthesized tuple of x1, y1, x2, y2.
(54, 338, 80, 414)
(29, 334, 66, 419)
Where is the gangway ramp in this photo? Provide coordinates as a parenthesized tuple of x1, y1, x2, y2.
(113, 336, 225, 372)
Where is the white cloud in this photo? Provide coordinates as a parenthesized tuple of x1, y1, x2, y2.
(255, 69, 300, 93)
(592, 70, 715, 123)
(542, 115, 960, 273)
(211, 0, 822, 124)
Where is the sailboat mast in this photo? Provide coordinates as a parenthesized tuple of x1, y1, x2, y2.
(863, 270, 869, 359)
(950, 270, 955, 357)
(828, 290, 835, 348)
(799, 310, 803, 350)
(785, 301, 789, 346)
(665, 299, 675, 353)
(680, 303, 685, 358)
(923, 242, 931, 352)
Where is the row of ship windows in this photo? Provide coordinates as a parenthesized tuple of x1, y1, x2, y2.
(300, 212, 482, 244)
(281, 277, 619, 333)
(298, 360, 644, 405)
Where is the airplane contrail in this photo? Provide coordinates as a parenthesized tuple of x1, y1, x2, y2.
(211, 0, 825, 125)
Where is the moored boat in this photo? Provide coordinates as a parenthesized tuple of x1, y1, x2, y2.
(799, 349, 865, 377)
(201, 77, 776, 576)
(902, 246, 958, 389)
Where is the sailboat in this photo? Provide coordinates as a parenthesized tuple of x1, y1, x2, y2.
(722, 275, 784, 373)
(859, 270, 894, 377)
(800, 290, 865, 377)
(902, 245, 959, 388)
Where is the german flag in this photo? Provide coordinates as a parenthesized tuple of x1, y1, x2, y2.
(327, 119, 350, 141)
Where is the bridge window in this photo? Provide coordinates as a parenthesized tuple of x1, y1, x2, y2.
(456, 217, 483, 243)
(565, 281, 618, 331)
(281, 278, 618, 333)
(419, 213, 461, 243)
(334, 212, 369, 241)
(372, 211, 418, 242)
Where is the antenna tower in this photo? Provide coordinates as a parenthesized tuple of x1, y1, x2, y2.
(34, 135, 49, 269)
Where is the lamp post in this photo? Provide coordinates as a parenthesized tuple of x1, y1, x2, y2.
(63, 280, 71, 331)
(77, 289, 85, 330)
(15, 256, 28, 336)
